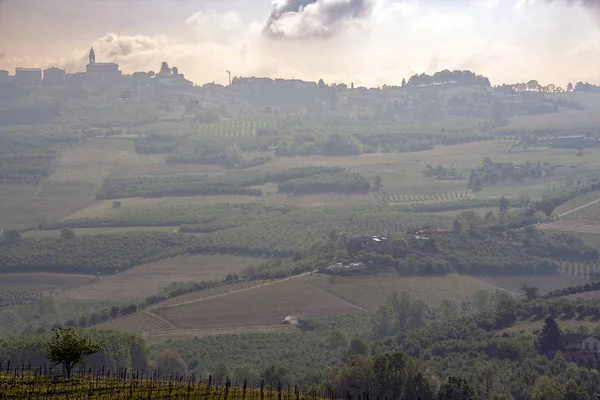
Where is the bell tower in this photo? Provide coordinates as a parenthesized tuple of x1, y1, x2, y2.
(89, 47, 96, 65)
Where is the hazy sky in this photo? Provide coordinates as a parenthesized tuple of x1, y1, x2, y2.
(1, 0, 600, 87)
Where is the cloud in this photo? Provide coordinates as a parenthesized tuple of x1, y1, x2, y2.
(0, 49, 5, 59)
(263, 0, 373, 39)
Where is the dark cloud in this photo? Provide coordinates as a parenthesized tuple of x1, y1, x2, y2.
(263, 0, 372, 40)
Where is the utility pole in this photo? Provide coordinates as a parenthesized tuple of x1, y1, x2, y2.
(226, 70, 231, 86)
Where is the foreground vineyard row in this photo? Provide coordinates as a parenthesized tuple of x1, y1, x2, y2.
(0, 371, 331, 400)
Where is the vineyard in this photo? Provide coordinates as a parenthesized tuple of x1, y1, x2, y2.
(0, 369, 330, 400)
(95, 166, 360, 199)
(0, 290, 42, 308)
(558, 260, 600, 280)
(377, 191, 471, 204)
(0, 233, 196, 275)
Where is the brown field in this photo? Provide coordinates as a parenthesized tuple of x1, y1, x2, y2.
(298, 273, 507, 310)
(47, 138, 133, 184)
(0, 183, 93, 228)
(0, 273, 96, 293)
(154, 280, 362, 330)
(59, 254, 263, 301)
(477, 274, 587, 295)
(109, 152, 226, 178)
(97, 310, 175, 334)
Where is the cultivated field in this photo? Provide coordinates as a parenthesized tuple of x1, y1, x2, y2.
(46, 138, 133, 184)
(0, 273, 96, 293)
(477, 274, 587, 295)
(24, 226, 178, 238)
(0, 183, 92, 228)
(298, 273, 507, 309)
(59, 254, 263, 301)
(154, 280, 362, 331)
(539, 197, 600, 235)
(97, 310, 175, 334)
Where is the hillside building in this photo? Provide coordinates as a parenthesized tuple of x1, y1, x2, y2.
(43, 67, 66, 85)
(15, 67, 42, 84)
(85, 47, 122, 82)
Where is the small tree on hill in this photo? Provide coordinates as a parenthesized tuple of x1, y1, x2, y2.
(60, 227, 76, 240)
(536, 316, 563, 355)
(452, 219, 463, 235)
(536, 200, 556, 219)
(46, 328, 100, 377)
(498, 196, 510, 213)
(155, 350, 188, 375)
(2, 229, 21, 244)
(437, 376, 474, 400)
(521, 283, 539, 301)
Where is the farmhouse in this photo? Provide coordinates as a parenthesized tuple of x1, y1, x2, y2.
(563, 333, 600, 352)
(15, 68, 42, 84)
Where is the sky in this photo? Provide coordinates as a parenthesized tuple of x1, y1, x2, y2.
(1, 0, 600, 87)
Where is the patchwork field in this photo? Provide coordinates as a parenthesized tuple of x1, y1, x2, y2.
(298, 273, 509, 309)
(154, 279, 362, 331)
(59, 254, 263, 301)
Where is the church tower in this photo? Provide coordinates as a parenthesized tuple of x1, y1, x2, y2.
(89, 47, 96, 65)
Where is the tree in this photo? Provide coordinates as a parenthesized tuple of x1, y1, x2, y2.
(373, 175, 382, 191)
(562, 378, 587, 400)
(155, 349, 188, 375)
(536, 199, 555, 218)
(567, 82, 573, 92)
(520, 283, 539, 301)
(348, 335, 369, 356)
(437, 376, 474, 400)
(498, 196, 510, 213)
(458, 210, 483, 230)
(452, 219, 463, 235)
(439, 299, 459, 321)
(60, 227, 76, 240)
(46, 328, 100, 377)
(531, 375, 563, 400)
(401, 78, 406, 87)
(2, 228, 21, 244)
(536, 316, 563, 355)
